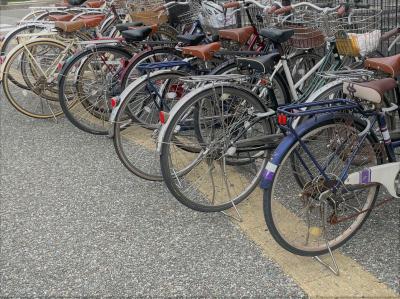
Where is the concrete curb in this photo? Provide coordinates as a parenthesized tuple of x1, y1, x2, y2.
(0, 0, 55, 10)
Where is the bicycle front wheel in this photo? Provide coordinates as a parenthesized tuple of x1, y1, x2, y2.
(160, 85, 273, 212)
(263, 114, 382, 256)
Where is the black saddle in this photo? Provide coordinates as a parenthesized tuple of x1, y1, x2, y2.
(177, 33, 205, 46)
(236, 53, 281, 73)
(260, 28, 294, 44)
(115, 22, 144, 32)
(122, 26, 152, 42)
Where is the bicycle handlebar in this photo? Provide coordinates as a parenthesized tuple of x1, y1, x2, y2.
(381, 27, 400, 41)
(226, 0, 277, 10)
(273, 2, 340, 15)
(155, 0, 189, 12)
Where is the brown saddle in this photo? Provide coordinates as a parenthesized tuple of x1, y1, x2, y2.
(85, 0, 105, 8)
(54, 16, 104, 33)
(343, 78, 397, 104)
(48, 13, 74, 22)
(218, 26, 255, 45)
(181, 42, 221, 61)
(364, 54, 400, 78)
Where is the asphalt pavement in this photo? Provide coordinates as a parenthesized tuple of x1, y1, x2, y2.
(0, 6, 399, 297)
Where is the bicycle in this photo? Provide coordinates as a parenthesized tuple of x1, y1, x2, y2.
(157, 1, 367, 212)
(261, 73, 400, 257)
(0, 15, 111, 119)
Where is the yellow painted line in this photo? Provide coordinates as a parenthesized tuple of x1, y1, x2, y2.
(228, 188, 399, 298)
(127, 125, 399, 297)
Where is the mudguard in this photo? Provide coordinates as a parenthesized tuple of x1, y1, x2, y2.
(259, 112, 354, 189)
(108, 69, 189, 136)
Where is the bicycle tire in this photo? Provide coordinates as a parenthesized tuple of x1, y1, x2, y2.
(160, 85, 273, 212)
(113, 69, 191, 181)
(2, 39, 67, 118)
(263, 114, 382, 256)
(58, 45, 133, 134)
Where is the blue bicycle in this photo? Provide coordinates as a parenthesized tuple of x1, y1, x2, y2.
(261, 76, 399, 256)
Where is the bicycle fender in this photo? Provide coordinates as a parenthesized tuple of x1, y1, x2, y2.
(119, 47, 179, 82)
(259, 113, 344, 189)
(109, 72, 149, 126)
(345, 163, 400, 198)
(109, 69, 188, 137)
(0, 38, 66, 81)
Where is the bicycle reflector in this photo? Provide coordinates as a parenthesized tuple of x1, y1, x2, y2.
(277, 114, 287, 125)
(57, 62, 64, 71)
(159, 111, 169, 124)
(110, 97, 120, 108)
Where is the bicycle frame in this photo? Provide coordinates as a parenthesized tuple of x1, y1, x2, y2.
(268, 97, 400, 197)
(270, 43, 342, 102)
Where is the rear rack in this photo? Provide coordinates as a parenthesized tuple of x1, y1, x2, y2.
(277, 99, 361, 117)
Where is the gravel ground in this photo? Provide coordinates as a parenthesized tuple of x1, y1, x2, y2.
(0, 97, 305, 297)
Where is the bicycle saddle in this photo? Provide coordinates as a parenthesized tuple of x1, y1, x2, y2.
(115, 22, 144, 32)
(260, 28, 294, 44)
(181, 42, 221, 61)
(176, 33, 205, 46)
(343, 78, 397, 104)
(55, 20, 85, 32)
(364, 54, 400, 78)
(219, 26, 255, 45)
(55, 16, 104, 32)
(67, 0, 87, 5)
(236, 53, 281, 73)
(48, 13, 75, 22)
(122, 26, 153, 42)
(85, 0, 105, 8)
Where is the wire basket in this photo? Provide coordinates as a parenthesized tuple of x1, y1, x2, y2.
(198, 0, 238, 35)
(128, 0, 165, 12)
(239, 5, 267, 31)
(335, 8, 382, 57)
(173, 0, 202, 26)
(275, 8, 341, 49)
(129, 11, 169, 25)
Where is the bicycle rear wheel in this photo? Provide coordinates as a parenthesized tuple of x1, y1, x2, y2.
(263, 114, 382, 256)
(160, 85, 273, 212)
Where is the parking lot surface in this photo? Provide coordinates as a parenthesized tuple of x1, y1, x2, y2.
(0, 7, 399, 297)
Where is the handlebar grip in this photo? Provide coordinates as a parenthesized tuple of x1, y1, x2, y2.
(274, 5, 292, 15)
(337, 5, 346, 17)
(223, 1, 240, 9)
(381, 27, 400, 41)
